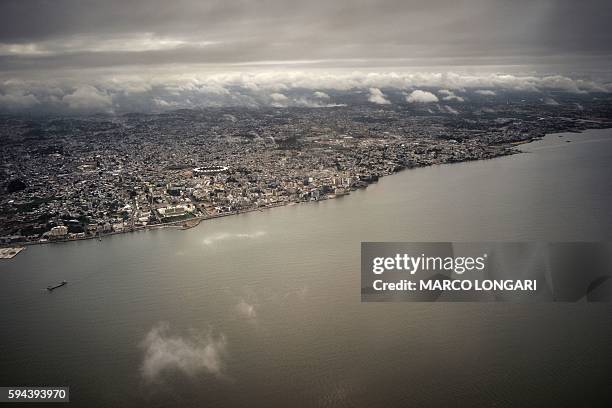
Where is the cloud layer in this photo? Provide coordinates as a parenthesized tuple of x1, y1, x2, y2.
(0, 0, 610, 114)
(0, 70, 608, 113)
(1, 0, 611, 71)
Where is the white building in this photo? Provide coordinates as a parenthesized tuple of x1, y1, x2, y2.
(50, 225, 68, 237)
(157, 204, 195, 218)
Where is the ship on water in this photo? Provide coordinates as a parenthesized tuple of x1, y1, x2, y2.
(47, 281, 67, 291)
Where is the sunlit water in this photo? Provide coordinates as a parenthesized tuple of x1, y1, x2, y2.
(1, 129, 611, 407)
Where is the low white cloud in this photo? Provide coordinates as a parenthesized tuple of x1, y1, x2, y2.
(439, 89, 465, 102)
(140, 322, 227, 383)
(203, 231, 266, 245)
(0, 91, 39, 109)
(269, 92, 288, 107)
(294, 96, 345, 108)
(474, 89, 496, 96)
(313, 91, 330, 99)
(442, 105, 459, 114)
(367, 87, 390, 104)
(270, 92, 288, 102)
(236, 300, 257, 320)
(406, 90, 439, 103)
(62, 85, 113, 111)
(153, 98, 180, 108)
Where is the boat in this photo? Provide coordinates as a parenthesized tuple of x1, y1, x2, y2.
(47, 281, 68, 291)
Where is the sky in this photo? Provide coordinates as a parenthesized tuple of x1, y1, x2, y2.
(0, 0, 611, 113)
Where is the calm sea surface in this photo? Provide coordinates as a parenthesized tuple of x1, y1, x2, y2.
(1, 129, 612, 407)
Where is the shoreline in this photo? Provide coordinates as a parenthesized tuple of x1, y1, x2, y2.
(2, 200, 299, 251)
(2, 127, 609, 254)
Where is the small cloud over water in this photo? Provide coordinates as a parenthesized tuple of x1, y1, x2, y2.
(203, 231, 266, 245)
(236, 299, 257, 320)
(140, 322, 227, 383)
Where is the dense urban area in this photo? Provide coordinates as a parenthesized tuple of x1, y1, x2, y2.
(2, 92, 611, 245)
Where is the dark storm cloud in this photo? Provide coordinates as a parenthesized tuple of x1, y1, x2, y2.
(0, 0, 611, 71)
(1, 0, 611, 113)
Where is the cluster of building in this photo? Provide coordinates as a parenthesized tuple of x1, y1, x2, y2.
(1, 100, 610, 245)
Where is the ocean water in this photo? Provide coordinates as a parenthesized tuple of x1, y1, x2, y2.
(1, 129, 611, 407)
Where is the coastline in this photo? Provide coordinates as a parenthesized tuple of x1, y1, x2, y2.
(2, 126, 609, 254)
(2, 200, 297, 251)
